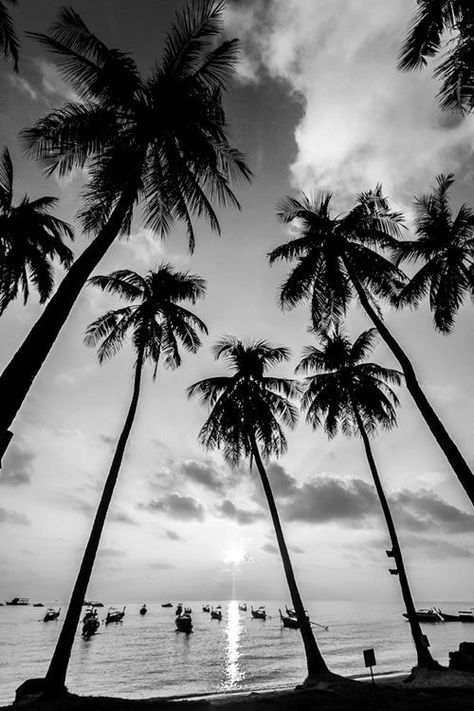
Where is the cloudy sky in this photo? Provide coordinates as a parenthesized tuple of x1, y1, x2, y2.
(1, 0, 474, 605)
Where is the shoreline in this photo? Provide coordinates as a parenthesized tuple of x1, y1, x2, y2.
(4, 670, 474, 711)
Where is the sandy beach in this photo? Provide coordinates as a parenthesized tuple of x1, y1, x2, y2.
(3, 671, 474, 711)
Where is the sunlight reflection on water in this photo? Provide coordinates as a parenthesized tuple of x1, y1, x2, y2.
(223, 601, 243, 689)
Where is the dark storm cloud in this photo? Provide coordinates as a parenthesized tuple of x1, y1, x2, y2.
(283, 476, 378, 524)
(180, 460, 224, 491)
(141, 493, 205, 521)
(267, 463, 299, 498)
(218, 499, 265, 525)
(262, 543, 278, 555)
(0, 507, 29, 525)
(392, 489, 474, 534)
(0, 443, 34, 487)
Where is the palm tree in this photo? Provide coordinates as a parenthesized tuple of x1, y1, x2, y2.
(188, 337, 332, 682)
(268, 189, 474, 507)
(398, 1, 474, 113)
(0, 0, 19, 71)
(41, 265, 207, 696)
(297, 327, 440, 671)
(395, 173, 474, 333)
(0, 0, 251, 459)
(0, 146, 74, 314)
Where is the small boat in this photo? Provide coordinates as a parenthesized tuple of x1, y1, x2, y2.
(403, 607, 444, 622)
(5, 597, 29, 606)
(285, 605, 297, 618)
(83, 607, 99, 624)
(238, 603, 247, 612)
(175, 612, 193, 633)
(161, 602, 173, 608)
(82, 615, 100, 640)
(43, 607, 61, 622)
(83, 600, 104, 607)
(210, 607, 222, 621)
(280, 609, 299, 629)
(139, 604, 147, 615)
(105, 606, 126, 624)
(202, 604, 210, 613)
(33, 603, 44, 607)
(458, 610, 474, 622)
(251, 605, 266, 620)
(175, 603, 183, 616)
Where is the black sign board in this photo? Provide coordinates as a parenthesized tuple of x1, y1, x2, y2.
(363, 648, 376, 667)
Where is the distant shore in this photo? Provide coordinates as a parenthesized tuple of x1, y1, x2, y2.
(4, 671, 474, 711)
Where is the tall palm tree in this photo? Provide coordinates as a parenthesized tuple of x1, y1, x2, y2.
(297, 327, 440, 671)
(188, 337, 332, 682)
(268, 189, 474, 507)
(0, 0, 251, 460)
(0, 146, 74, 314)
(398, 0, 474, 113)
(0, 0, 19, 71)
(395, 173, 474, 333)
(41, 265, 207, 696)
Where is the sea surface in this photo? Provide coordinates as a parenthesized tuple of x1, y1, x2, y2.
(0, 599, 473, 705)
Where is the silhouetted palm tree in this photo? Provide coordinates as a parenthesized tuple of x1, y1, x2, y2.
(297, 327, 440, 671)
(0, 147, 74, 314)
(188, 337, 331, 682)
(395, 174, 474, 333)
(268, 189, 474, 506)
(398, 1, 474, 113)
(0, 0, 251, 457)
(0, 0, 19, 71)
(43, 265, 207, 695)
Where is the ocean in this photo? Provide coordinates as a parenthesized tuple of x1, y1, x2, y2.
(0, 599, 472, 706)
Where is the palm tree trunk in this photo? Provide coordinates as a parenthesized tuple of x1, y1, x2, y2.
(249, 434, 329, 678)
(0, 192, 133, 453)
(41, 348, 144, 696)
(353, 409, 440, 670)
(344, 259, 474, 507)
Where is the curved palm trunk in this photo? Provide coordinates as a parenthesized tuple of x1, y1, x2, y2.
(0, 192, 133, 452)
(354, 410, 440, 670)
(249, 434, 329, 678)
(41, 349, 144, 696)
(344, 259, 474, 507)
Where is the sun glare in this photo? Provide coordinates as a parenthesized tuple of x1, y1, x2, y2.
(223, 546, 246, 565)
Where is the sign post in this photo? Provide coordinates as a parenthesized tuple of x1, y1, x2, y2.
(363, 648, 376, 685)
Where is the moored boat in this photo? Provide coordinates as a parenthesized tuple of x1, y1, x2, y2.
(279, 608, 299, 628)
(105, 606, 126, 624)
(238, 602, 247, 612)
(202, 604, 210, 612)
(82, 615, 100, 639)
(458, 609, 474, 622)
(403, 607, 444, 622)
(139, 604, 147, 615)
(251, 605, 266, 620)
(43, 607, 60, 622)
(33, 603, 44, 607)
(210, 606, 222, 620)
(5, 597, 29, 606)
(175, 612, 193, 633)
(161, 602, 173, 607)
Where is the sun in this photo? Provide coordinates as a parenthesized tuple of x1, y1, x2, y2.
(223, 545, 247, 565)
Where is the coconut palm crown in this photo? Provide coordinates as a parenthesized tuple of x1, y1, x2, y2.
(0, 146, 74, 314)
(0, 0, 19, 71)
(187, 337, 299, 464)
(85, 265, 208, 369)
(268, 188, 406, 331)
(23, 1, 252, 251)
(398, 0, 474, 113)
(395, 174, 474, 333)
(297, 327, 402, 437)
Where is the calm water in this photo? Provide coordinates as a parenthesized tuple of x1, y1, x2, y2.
(0, 600, 473, 705)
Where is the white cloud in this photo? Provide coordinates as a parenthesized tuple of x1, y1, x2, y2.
(7, 73, 38, 101)
(228, 0, 474, 208)
(34, 59, 79, 103)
